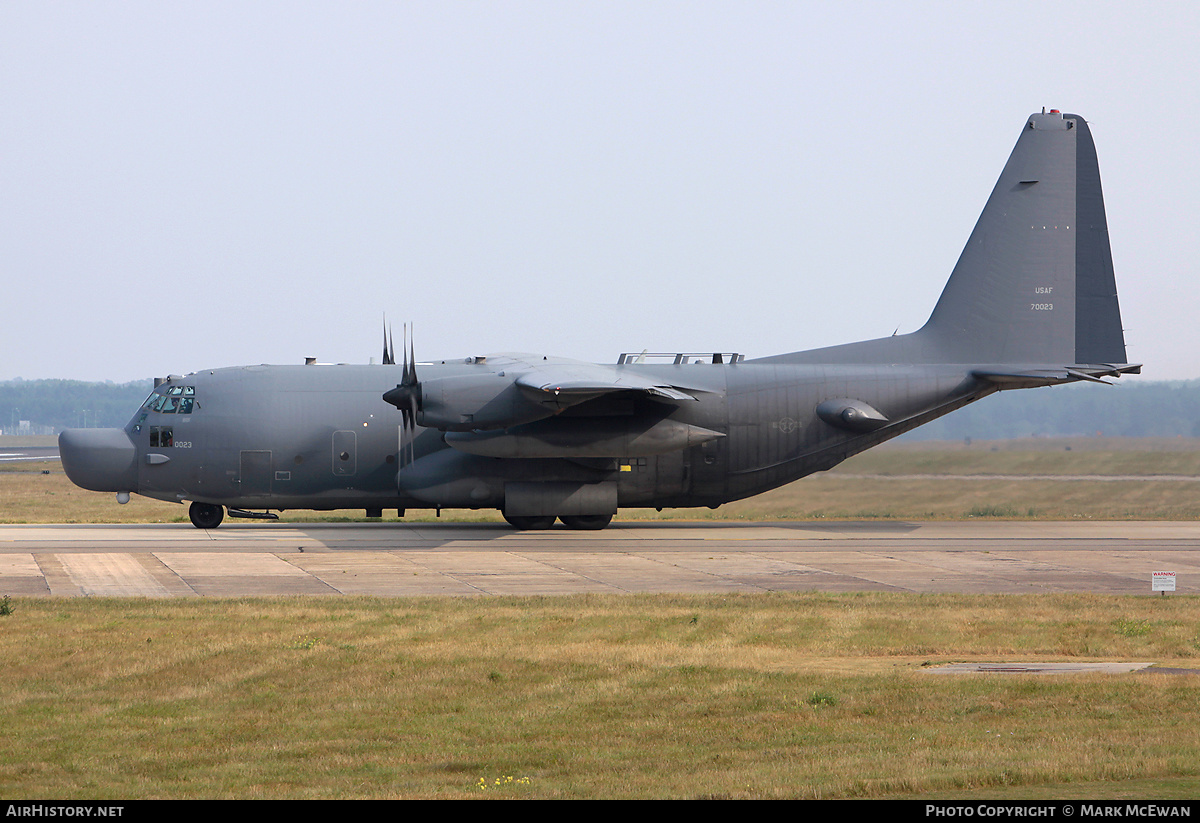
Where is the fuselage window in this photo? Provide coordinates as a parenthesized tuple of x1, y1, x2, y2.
(149, 426, 173, 447)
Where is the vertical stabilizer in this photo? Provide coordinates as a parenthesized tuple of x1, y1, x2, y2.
(921, 111, 1128, 366)
(763, 111, 1132, 371)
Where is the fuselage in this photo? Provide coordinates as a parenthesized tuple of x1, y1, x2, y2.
(60, 355, 991, 516)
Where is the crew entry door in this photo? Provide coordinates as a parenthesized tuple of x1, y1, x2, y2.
(239, 450, 273, 497)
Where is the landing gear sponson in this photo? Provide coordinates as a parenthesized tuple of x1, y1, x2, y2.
(502, 513, 613, 530)
(185, 502, 611, 531)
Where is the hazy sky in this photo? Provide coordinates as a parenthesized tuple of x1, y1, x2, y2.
(3, 2, 1198, 383)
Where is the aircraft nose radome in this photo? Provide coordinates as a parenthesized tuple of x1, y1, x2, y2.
(59, 428, 138, 493)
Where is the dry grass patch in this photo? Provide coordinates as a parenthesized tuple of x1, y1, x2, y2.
(0, 593, 1198, 798)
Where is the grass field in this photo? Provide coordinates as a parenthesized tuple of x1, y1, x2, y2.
(5, 435, 1200, 524)
(1, 593, 1198, 799)
(5, 436, 1200, 799)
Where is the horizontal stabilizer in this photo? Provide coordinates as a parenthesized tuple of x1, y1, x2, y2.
(972, 362, 1141, 388)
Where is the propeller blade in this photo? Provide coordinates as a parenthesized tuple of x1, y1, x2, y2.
(383, 322, 421, 470)
(401, 323, 417, 387)
(408, 331, 416, 384)
(401, 413, 415, 470)
(381, 316, 398, 365)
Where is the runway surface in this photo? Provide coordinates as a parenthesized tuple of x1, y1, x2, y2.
(1, 520, 1197, 598)
(0, 446, 58, 463)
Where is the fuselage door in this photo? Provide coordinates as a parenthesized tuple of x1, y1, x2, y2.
(239, 450, 273, 497)
(688, 425, 729, 500)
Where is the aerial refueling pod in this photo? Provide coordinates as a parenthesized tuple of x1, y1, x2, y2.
(815, 398, 890, 432)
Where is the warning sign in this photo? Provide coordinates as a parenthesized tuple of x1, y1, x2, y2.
(1152, 571, 1176, 592)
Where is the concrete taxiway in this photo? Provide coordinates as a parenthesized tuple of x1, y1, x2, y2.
(0, 446, 58, 463)
(0, 520, 1197, 598)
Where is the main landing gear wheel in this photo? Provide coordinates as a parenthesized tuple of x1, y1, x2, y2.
(559, 514, 613, 530)
(189, 502, 225, 529)
(502, 514, 556, 530)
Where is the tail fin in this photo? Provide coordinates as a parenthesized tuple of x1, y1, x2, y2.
(922, 111, 1128, 366)
(767, 111, 1135, 373)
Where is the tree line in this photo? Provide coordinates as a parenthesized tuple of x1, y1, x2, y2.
(907, 379, 1200, 440)
(2, 376, 1197, 439)
(0, 379, 152, 433)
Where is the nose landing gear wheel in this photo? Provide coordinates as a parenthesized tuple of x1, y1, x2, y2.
(189, 502, 225, 529)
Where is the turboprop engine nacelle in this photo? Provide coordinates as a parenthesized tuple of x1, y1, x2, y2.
(409, 373, 561, 432)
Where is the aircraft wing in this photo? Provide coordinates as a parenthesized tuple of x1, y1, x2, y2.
(512, 361, 697, 402)
(390, 353, 705, 433)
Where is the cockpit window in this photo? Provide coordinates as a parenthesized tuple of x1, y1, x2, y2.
(145, 386, 198, 413)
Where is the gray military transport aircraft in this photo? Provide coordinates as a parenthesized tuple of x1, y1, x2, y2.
(60, 111, 1138, 530)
